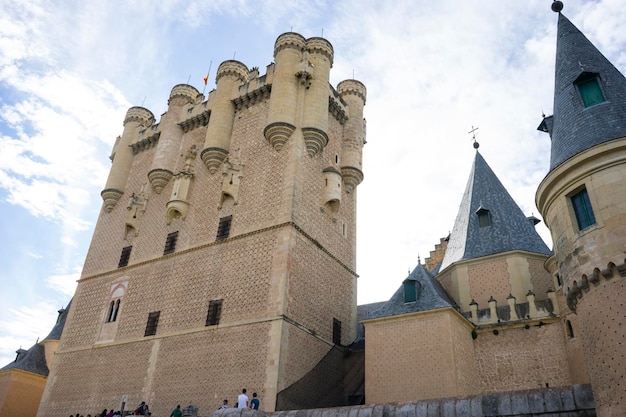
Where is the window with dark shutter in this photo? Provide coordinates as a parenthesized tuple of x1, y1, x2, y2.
(163, 231, 179, 255)
(144, 311, 160, 336)
(118, 246, 132, 268)
(216, 216, 232, 240)
(206, 299, 223, 326)
(403, 280, 417, 303)
(570, 188, 596, 231)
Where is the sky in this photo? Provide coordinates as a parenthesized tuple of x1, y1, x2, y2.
(1, 0, 625, 367)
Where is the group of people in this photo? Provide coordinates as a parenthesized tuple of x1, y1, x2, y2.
(217, 389, 260, 410)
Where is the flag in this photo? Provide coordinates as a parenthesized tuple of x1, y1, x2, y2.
(203, 74, 209, 85)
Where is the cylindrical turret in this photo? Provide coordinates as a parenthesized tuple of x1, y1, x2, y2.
(263, 32, 306, 151)
(301, 37, 333, 157)
(101, 106, 154, 211)
(148, 84, 198, 193)
(337, 79, 366, 193)
(201, 61, 248, 174)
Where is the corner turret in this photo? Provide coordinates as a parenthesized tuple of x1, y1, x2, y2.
(101, 106, 154, 211)
(337, 79, 366, 193)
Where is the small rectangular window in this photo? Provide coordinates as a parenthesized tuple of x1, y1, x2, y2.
(144, 311, 160, 336)
(578, 78, 605, 107)
(332, 318, 342, 345)
(216, 216, 232, 240)
(163, 231, 179, 255)
(403, 280, 417, 303)
(206, 299, 223, 326)
(118, 246, 132, 268)
(571, 188, 596, 231)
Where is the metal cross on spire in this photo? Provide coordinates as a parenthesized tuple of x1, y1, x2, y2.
(468, 125, 480, 149)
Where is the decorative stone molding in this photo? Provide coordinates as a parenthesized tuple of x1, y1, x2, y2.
(329, 96, 347, 124)
(305, 37, 334, 66)
(565, 260, 626, 312)
(200, 146, 229, 174)
(130, 132, 160, 154)
(215, 60, 248, 84)
(340, 166, 364, 193)
(180, 111, 210, 133)
(147, 168, 173, 194)
(264, 121, 296, 151)
(169, 84, 200, 105)
(125, 183, 149, 236)
(123, 106, 155, 127)
(101, 188, 123, 212)
(302, 127, 328, 157)
(233, 85, 271, 110)
(274, 32, 306, 56)
(219, 153, 243, 209)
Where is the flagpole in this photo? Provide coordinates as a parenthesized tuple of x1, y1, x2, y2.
(202, 60, 213, 95)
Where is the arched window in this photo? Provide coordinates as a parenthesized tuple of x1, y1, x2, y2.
(566, 320, 574, 338)
(106, 301, 115, 322)
(112, 299, 121, 322)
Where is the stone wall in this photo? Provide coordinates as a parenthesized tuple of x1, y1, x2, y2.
(213, 385, 595, 417)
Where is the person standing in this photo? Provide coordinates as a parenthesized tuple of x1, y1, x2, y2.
(170, 405, 182, 417)
(250, 393, 260, 410)
(237, 389, 249, 409)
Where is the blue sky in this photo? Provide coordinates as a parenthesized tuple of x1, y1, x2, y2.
(1, 0, 625, 366)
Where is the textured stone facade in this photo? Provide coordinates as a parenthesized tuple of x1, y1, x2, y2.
(38, 32, 366, 417)
(0, 370, 47, 417)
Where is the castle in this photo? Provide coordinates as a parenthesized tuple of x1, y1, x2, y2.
(1, 3, 624, 417)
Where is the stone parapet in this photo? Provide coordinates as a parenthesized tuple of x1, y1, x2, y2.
(212, 385, 595, 417)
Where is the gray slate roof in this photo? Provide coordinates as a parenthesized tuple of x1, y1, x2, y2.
(0, 343, 49, 375)
(439, 152, 551, 271)
(0, 300, 71, 376)
(542, 12, 626, 170)
(359, 263, 456, 322)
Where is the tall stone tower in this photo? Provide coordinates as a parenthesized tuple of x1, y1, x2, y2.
(536, 3, 626, 416)
(38, 32, 366, 416)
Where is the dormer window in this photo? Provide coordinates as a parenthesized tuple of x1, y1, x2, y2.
(574, 72, 605, 108)
(403, 280, 417, 303)
(476, 207, 491, 227)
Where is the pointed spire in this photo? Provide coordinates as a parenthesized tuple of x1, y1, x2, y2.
(540, 10, 626, 170)
(440, 152, 551, 270)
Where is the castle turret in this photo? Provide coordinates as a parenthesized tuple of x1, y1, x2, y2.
(148, 84, 199, 193)
(101, 106, 154, 211)
(201, 60, 248, 174)
(263, 32, 306, 151)
(536, 3, 626, 416)
(301, 37, 333, 157)
(337, 80, 367, 193)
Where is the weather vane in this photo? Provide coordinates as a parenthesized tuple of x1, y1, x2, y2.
(468, 125, 480, 149)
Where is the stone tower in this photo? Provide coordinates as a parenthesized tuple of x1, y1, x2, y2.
(536, 4, 626, 416)
(38, 32, 366, 416)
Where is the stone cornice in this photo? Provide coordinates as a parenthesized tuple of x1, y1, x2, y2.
(130, 132, 160, 154)
(233, 85, 271, 110)
(179, 110, 210, 133)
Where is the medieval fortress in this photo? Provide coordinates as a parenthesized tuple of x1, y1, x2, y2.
(1, 4, 625, 417)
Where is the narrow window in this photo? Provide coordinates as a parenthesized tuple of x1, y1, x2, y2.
(576, 77, 605, 107)
(216, 216, 232, 240)
(163, 231, 179, 255)
(476, 207, 491, 227)
(332, 318, 342, 345)
(106, 301, 115, 322)
(403, 280, 417, 303)
(571, 188, 596, 231)
(206, 299, 223, 326)
(118, 246, 132, 268)
(556, 273, 563, 287)
(111, 299, 121, 322)
(144, 311, 160, 336)
(566, 320, 575, 338)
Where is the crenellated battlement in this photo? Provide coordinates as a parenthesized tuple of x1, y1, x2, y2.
(123, 106, 154, 126)
(305, 37, 334, 66)
(215, 60, 249, 84)
(337, 79, 367, 105)
(168, 84, 201, 105)
(274, 32, 306, 56)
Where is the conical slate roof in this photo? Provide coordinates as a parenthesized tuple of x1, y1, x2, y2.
(540, 12, 626, 170)
(440, 152, 551, 271)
